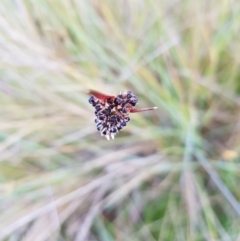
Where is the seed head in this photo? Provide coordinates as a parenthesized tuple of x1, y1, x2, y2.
(88, 90, 157, 140)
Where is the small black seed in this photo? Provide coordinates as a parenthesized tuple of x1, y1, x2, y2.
(110, 116, 116, 123)
(122, 108, 127, 113)
(125, 117, 130, 122)
(130, 96, 138, 105)
(95, 105, 102, 111)
(126, 92, 132, 99)
(117, 94, 123, 99)
(102, 122, 108, 128)
(114, 98, 121, 105)
(121, 121, 126, 126)
(99, 115, 105, 120)
(95, 119, 98, 123)
(88, 96, 95, 104)
(129, 101, 136, 106)
(117, 125, 122, 130)
(104, 108, 111, 116)
(102, 130, 107, 135)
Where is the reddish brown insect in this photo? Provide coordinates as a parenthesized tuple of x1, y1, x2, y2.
(88, 90, 157, 140)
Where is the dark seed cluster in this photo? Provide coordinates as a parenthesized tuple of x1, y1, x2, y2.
(88, 91, 138, 139)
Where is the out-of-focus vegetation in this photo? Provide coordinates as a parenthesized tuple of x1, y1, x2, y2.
(0, 0, 240, 240)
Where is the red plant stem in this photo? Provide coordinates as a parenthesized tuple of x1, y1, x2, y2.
(130, 107, 158, 113)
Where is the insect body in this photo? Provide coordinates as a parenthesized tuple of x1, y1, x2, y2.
(88, 90, 157, 140)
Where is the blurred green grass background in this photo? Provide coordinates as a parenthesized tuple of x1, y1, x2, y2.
(0, 0, 240, 240)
